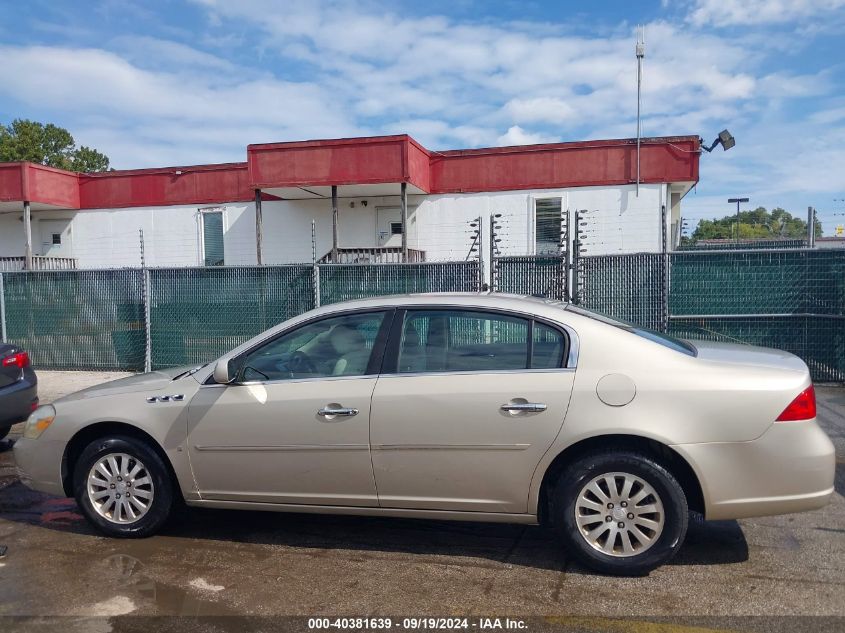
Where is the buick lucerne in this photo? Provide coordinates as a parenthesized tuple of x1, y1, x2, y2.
(14, 294, 835, 575)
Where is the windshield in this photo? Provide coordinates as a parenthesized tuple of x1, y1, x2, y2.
(564, 305, 697, 356)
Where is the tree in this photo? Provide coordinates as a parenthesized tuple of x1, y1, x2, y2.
(690, 206, 823, 241)
(0, 119, 110, 172)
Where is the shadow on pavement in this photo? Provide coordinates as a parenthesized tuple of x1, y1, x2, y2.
(0, 480, 748, 573)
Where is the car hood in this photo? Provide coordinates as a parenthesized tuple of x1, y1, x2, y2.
(55, 365, 202, 403)
(691, 340, 808, 374)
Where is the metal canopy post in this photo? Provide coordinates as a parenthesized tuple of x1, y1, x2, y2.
(331, 185, 339, 262)
(254, 189, 263, 265)
(23, 201, 33, 270)
(400, 182, 408, 262)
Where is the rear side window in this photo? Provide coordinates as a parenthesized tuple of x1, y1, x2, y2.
(396, 310, 566, 373)
(532, 322, 565, 369)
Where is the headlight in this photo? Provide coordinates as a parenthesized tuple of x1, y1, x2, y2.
(23, 405, 56, 440)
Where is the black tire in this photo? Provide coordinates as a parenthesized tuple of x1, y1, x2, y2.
(73, 435, 174, 538)
(553, 450, 688, 576)
(0, 425, 10, 441)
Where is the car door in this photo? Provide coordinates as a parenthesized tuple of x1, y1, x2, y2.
(186, 309, 392, 507)
(369, 308, 575, 514)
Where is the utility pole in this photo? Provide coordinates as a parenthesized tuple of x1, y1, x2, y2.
(807, 206, 816, 247)
(635, 25, 645, 197)
(728, 197, 749, 243)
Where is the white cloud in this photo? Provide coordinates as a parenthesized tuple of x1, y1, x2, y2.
(688, 0, 845, 27)
(497, 126, 559, 146)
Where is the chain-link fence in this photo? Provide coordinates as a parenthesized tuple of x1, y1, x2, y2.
(1, 251, 843, 381)
(1, 269, 146, 370)
(669, 249, 845, 382)
(319, 261, 480, 306)
(575, 253, 667, 332)
(0, 261, 481, 371)
(494, 256, 568, 301)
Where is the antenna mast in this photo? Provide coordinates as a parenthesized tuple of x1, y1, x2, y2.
(636, 25, 645, 197)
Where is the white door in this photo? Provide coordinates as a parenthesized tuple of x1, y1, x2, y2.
(39, 220, 73, 257)
(376, 207, 402, 247)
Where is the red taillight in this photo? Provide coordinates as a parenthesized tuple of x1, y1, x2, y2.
(2, 351, 30, 369)
(776, 385, 816, 422)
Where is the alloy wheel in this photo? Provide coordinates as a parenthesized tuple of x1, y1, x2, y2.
(574, 471, 665, 557)
(87, 452, 155, 524)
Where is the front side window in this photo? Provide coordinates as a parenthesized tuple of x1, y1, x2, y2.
(238, 311, 387, 382)
(398, 310, 533, 373)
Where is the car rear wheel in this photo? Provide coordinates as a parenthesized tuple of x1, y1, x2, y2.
(554, 451, 688, 576)
(74, 436, 173, 537)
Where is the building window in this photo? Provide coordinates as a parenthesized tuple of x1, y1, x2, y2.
(201, 209, 225, 266)
(52, 233, 62, 245)
(535, 198, 562, 255)
(390, 221, 403, 235)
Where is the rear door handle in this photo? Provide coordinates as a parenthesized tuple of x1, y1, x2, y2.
(318, 406, 359, 417)
(500, 402, 547, 413)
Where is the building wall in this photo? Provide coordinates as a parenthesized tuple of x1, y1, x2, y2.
(0, 183, 669, 269)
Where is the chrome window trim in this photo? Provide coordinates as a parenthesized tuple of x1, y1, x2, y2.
(382, 367, 575, 379)
(199, 373, 379, 388)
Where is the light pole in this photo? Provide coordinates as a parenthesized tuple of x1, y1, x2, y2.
(728, 197, 749, 242)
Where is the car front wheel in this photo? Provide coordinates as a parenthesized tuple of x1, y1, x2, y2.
(74, 436, 174, 537)
(554, 451, 688, 576)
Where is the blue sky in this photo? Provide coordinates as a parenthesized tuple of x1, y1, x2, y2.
(1, 0, 844, 233)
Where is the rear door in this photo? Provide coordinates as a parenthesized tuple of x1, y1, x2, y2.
(369, 308, 575, 514)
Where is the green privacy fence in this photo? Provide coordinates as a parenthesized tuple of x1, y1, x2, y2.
(1, 252, 843, 380)
(0, 261, 481, 371)
(668, 249, 845, 382)
(1, 269, 146, 370)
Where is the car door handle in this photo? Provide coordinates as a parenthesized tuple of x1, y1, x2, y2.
(500, 402, 547, 413)
(317, 406, 359, 417)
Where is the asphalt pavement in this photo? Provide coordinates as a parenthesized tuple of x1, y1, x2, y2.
(0, 372, 842, 632)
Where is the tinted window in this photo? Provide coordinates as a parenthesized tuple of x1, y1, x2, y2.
(535, 198, 563, 255)
(532, 322, 565, 368)
(398, 310, 529, 373)
(202, 210, 225, 266)
(238, 312, 386, 382)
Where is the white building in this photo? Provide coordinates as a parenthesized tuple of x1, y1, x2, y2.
(0, 134, 700, 274)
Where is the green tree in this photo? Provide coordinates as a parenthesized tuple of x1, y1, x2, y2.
(690, 206, 823, 241)
(0, 119, 110, 172)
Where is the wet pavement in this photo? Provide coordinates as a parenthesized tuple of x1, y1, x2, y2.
(0, 372, 843, 630)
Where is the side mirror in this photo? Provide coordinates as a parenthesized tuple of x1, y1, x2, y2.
(213, 358, 236, 384)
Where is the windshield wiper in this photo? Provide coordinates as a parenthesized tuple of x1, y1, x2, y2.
(172, 363, 208, 380)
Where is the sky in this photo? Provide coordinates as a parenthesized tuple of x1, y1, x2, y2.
(1, 0, 844, 234)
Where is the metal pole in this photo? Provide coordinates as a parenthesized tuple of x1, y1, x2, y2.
(331, 185, 338, 263)
(488, 214, 496, 292)
(312, 219, 320, 308)
(143, 268, 152, 373)
(477, 214, 484, 291)
(635, 26, 645, 197)
(254, 189, 263, 265)
(139, 228, 146, 268)
(0, 273, 6, 343)
(400, 182, 408, 262)
(661, 204, 669, 332)
(23, 201, 33, 270)
(808, 206, 816, 247)
(572, 209, 581, 305)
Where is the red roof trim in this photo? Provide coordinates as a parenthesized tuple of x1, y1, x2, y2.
(0, 134, 700, 210)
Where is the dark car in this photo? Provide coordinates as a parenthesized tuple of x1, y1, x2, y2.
(0, 344, 38, 440)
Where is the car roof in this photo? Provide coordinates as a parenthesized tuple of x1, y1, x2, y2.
(312, 292, 566, 313)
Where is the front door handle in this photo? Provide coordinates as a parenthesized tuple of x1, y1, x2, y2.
(500, 402, 547, 413)
(317, 406, 359, 417)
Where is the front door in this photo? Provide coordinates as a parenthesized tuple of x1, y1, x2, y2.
(376, 207, 402, 247)
(370, 309, 575, 514)
(187, 310, 391, 506)
(39, 219, 73, 257)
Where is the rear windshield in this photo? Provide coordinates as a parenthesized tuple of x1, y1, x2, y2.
(564, 305, 697, 356)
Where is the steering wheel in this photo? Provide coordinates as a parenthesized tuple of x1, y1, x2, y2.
(283, 350, 318, 376)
